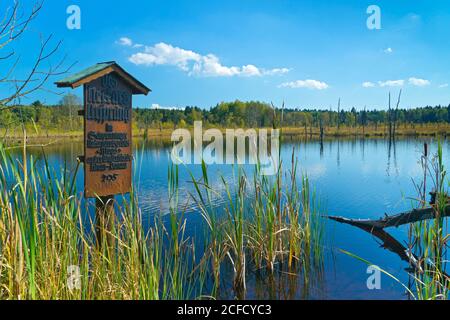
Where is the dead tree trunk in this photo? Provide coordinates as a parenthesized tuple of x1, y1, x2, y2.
(392, 90, 402, 140)
(319, 119, 324, 143)
(337, 98, 341, 132)
(338, 217, 450, 282)
(388, 92, 393, 141)
(327, 204, 450, 230)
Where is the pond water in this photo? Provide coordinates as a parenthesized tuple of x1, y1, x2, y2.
(20, 137, 450, 300)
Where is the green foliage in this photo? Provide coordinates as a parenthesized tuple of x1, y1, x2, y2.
(0, 95, 83, 133)
(133, 102, 450, 130)
(3, 98, 450, 134)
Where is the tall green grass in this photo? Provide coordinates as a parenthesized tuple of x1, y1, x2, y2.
(0, 142, 202, 300)
(410, 141, 449, 299)
(342, 140, 449, 300)
(0, 139, 324, 300)
(189, 152, 325, 298)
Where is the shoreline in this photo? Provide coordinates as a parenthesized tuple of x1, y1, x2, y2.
(2, 125, 449, 145)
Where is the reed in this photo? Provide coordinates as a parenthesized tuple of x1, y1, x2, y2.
(247, 151, 324, 274)
(0, 133, 325, 299)
(342, 141, 449, 300)
(0, 141, 203, 300)
(187, 151, 325, 299)
(410, 141, 449, 299)
(221, 172, 247, 296)
(188, 161, 228, 295)
(188, 162, 248, 296)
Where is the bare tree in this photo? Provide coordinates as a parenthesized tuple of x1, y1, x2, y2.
(392, 89, 402, 139)
(337, 98, 341, 131)
(60, 93, 81, 131)
(0, 0, 74, 110)
(388, 92, 392, 140)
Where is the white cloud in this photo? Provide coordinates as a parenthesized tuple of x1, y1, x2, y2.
(263, 68, 291, 76)
(408, 77, 430, 86)
(362, 81, 376, 88)
(191, 53, 240, 77)
(278, 79, 329, 90)
(117, 37, 133, 47)
(364, 78, 432, 88)
(127, 42, 289, 77)
(129, 42, 201, 71)
(384, 47, 393, 54)
(151, 103, 184, 111)
(439, 83, 448, 88)
(241, 64, 261, 77)
(378, 80, 405, 87)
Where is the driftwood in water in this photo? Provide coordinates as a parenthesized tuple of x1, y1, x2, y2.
(356, 224, 420, 267)
(342, 221, 450, 281)
(328, 205, 450, 230)
(328, 193, 450, 285)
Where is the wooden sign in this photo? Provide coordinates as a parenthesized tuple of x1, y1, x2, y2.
(56, 62, 150, 198)
(83, 74, 133, 197)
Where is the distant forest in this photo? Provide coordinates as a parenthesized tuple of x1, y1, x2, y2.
(1, 94, 450, 132)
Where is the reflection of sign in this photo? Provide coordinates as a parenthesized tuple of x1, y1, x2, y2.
(84, 73, 133, 198)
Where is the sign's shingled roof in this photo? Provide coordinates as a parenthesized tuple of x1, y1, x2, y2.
(55, 61, 151, 95)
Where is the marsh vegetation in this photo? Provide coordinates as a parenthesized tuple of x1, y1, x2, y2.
(0, 132, 449, 300)
(0, 139, 325, 299)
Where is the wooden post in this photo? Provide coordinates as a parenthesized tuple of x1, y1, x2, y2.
(55, 62, 150, 245)
(95, 195, 115, 247)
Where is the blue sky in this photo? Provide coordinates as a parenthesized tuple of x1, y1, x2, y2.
(4, 0, 450, 110)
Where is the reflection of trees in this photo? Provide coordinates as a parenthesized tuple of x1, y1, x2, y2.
(251, 257, 326, 300)
(360, 138, 365, 162)
(386, 139, 398, 177)
(336, 139, 341, 168)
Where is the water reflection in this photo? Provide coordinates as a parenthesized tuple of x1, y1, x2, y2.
(14, 136, 450, 299)
(386, 140, 399, 178)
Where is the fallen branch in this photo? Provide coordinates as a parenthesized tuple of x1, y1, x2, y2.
(327, 205, 450, 230)
(338, 221, 450, 284)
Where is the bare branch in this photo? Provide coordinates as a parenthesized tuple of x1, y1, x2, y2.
(0, 55, 20, 82)
(0, 1, 43, 49)
(327, 204, 450, 230)
(0, 51, 14, 60)
(0, 21, 75, 110)
(0, 1, 71, 111)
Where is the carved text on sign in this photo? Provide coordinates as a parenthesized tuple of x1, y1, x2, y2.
(85, 125, 132, 172)
(55, 62, 150, 198)
(83, 73, 133, 198)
